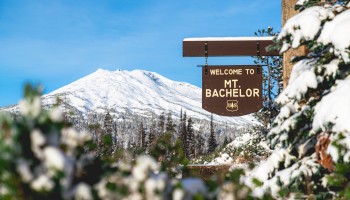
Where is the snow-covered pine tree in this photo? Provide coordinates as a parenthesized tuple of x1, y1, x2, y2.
(100, 110, 113, 156)
(138, 121, 146, 149)
(165, 111, 176, 134)
(178, 109, 183, 134)
(223, 136, 229, 147)
(147, 121, 156, 148)
(208, 114, 217, 153)
(180, 111, 188, 157)
(248, 1, 350, 199)
(195, 133, 205, 157)
(112, 119, 118, 149)
(103, 111, 113, 134)
(157, 112, 165, 135)
(186, 117, 195, 158)
(253, 27, 283, 130)
(87, 122, 100, 142)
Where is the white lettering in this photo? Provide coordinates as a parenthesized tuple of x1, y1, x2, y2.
(245, 69, 254, 74)
(206, 89, 211, 97)
(231, 79, 238, 88)
(219, 89, 225, 97)
(212, 89, 219, 97)
(239, 89, 245, 97)
(246, 89, 252, 97)
(224, 80, 231, 88)
(208, 68, 243, 75)
(253, 88, 259, 97)
(204, 88, 260, 98)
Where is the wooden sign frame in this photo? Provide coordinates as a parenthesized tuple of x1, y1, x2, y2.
(183, 37, 279, 57)
(202, 65, 262, 116)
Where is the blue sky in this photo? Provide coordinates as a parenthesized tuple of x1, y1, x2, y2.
(0, 0, 281, 107)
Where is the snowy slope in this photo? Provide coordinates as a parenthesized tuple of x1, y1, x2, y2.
(11, 69, 258, 125)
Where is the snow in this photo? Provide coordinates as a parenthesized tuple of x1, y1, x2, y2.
(132, 155, 159, 182)
(318, 9, 350, 63)
(297, 138, 314, 159)
(16, 159, 33, 183)
(43, 147, 66, 171)
(246, 150, 319, 198)
(39, 69, 257, 125)
(296, 0, 309, 5)
(313, 77, 350, 133)
(172, 189, 185, 200)
(183, 36, 274, 41)
(209, 153, 234, 165)
(18, 96, 41, 118)
(286, 70, 317, 100)
(145, 174, 166, 200)
(31, 174, 54, 191)
(278, 6, 330, 52)
(0, 186, 9, 196)
(277, 59, 317, 103)
(49, 107, 63, 122)
(322, 59, 339, 78)
(248, 148, 294, 182)
(327, 135, 341, 162)
(61, 128, 91, 150)
(206, 132, 270, 166)
(75, 183, 93, 200)
(30, 129, 46, 159)
(269, 103, 299, 141)
(230, 133, 251, 148)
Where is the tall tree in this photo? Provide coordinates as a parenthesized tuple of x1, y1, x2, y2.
(165, 111, 176, 134)
(178, 109, 183, 134)
(253, 1, 350, 198)
(195, 133, 205, 158)
(103, 111, 113, 135)
(112, 120, 118, 149)
(253, 27, 283, 129)
(186, 117, 195, 158)
(208, 114, 217, 153)
(147, 121, 156, 148)
(180, 111, 188, 157)
(157, 112, 165, 135)
(138, 121, 146, 149)
(99, 111, 113, 156)
(223, 136, 230, 148)
(88, 122, 101, 143)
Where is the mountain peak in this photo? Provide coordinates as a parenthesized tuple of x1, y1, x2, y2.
(41, 69, 257, 125)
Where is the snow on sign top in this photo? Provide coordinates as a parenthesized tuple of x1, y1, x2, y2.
(183, 36, 274, 41)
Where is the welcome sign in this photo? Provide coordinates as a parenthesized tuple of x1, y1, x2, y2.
(202, 65, 262, 116)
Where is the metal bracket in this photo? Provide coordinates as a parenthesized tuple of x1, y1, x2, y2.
(257, 41, 260, 75)
(205, 41, 208, 57)
(205, 42, 208, 75)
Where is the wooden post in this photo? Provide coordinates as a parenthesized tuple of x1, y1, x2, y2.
(282, 0, 307, 88)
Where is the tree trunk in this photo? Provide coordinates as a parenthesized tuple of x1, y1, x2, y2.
(282, 0, 307, 88)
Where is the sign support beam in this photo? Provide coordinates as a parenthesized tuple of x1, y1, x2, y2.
(183, 37, 279, 57)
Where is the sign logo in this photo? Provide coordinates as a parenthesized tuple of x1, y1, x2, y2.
(202, 65, 262, 116)
(226, 100, 238, 112)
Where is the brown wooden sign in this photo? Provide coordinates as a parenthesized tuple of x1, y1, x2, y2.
(183, 37, 279, 57)
(202, 65, 262, 116)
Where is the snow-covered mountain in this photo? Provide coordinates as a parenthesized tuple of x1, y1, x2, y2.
(5, 69, 257, 125)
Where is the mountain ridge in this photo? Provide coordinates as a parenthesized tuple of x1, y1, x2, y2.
(2, 69, 257, 125)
